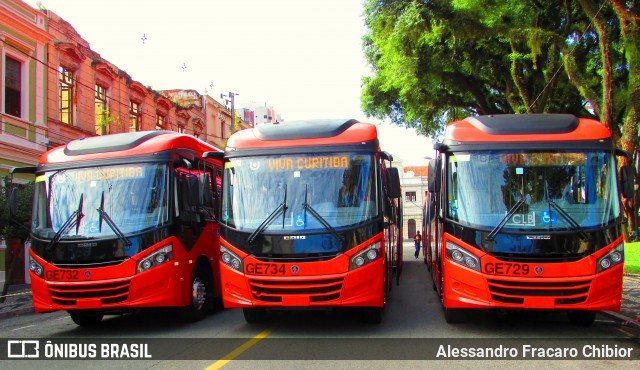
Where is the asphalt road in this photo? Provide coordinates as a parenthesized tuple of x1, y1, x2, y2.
(0, 242, 638, 369)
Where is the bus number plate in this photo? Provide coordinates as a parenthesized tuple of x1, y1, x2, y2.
(45, 269, 79, 281)
(245, 263, 286, 275)
(484, 262, 530, 275)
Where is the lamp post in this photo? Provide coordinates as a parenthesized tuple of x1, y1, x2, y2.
(220, 92, 239, 133)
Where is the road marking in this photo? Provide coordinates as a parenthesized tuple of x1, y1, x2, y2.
(615, 327, 635, 337)
(205, 328, 273, 370)
(11, 324, 35, 331)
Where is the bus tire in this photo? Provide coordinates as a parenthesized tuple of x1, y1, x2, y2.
(243, 307, 268, 323)
(179, 266, 208, 322)
(567, 310, 596, 326)
(443, 307, 467, 324)
(68, 311, 103, 326)
(362, 307, 383, 324)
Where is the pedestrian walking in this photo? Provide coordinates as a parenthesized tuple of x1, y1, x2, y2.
(414, 231, 421, 259)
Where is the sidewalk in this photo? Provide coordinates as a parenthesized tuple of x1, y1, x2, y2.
(1, 274, 639, 327)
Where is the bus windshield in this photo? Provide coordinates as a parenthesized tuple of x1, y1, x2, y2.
(32, 163, 169, 239)
(446, 150, 620, 232)
(222, 153, 378, 232)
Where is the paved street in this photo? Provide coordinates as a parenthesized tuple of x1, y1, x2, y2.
(0, 242, 638, 368)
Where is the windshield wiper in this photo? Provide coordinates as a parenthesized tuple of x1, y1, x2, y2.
(486, 197, 526, 241)
(302, 185, 344, 242)
(247, 184, 288, 244)
(97, 191, 132, 247)
(46, 194, 84, 252)
(544, 181, 590, 242)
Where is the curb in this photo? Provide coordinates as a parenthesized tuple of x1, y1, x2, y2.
(602, 310, 640, 330)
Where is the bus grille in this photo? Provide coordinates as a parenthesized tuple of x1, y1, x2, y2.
(248, 278, 343, 303)
(487, 279, 591, 305)
(48, 281, 130, 306)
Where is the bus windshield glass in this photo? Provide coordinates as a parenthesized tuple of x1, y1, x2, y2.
(222, 153, 378, 232)
(446, 150, 620, 232)
(32, 163, 169, 239)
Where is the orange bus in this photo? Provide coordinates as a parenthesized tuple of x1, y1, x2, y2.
(423, 114, 634, 325)
(206, 119, 402, 324)
(11, 131, 224, 325)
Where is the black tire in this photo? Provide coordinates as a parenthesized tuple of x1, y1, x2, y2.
(179, 266, 209, 322)
(362, 307, 383, 324)
(243, 307, 268, 323)
(68, 311, 103, 326)
(567, 310, 596, 326)
(443, 307, 467, 324)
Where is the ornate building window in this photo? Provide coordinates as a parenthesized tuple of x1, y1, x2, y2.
(59, 66, 74, 124)
(129, 100, 141, 132)
(156, 114, 166, 130)
(95, 84, 108, 135)
(4, 56, 22, 118)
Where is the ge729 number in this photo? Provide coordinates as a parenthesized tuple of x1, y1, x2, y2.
(484, 262, 530, 275)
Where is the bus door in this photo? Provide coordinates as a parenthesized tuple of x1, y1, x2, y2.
(427, 155, 443, 292)
(383, 166, 402, 287)
(174, 159, 220, 250)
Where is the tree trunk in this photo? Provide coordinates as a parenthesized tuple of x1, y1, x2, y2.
(0, 239, 25, 304)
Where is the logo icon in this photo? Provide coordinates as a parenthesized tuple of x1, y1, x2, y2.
(534, 266, 544, 275)
(291, 265, 299, 274)
(84, 271, 91, 279)
(7, 340, 39, 358)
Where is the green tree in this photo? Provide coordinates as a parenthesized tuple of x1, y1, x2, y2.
(0, 178, 33, 302)
(361, 0, 593, 137)
(361, 0, 639, 233)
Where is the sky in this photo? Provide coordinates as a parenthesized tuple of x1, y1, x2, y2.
(23, 0, 433, 165)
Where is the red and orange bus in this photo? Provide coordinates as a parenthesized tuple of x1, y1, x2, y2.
(11, 131, 224, 325)
(206, 119, 402, 324)
(423, 114, 633, 325)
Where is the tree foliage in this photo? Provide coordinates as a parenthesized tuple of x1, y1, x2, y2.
(361, 0, 636, 144)
(361, 0, 640, 233)
(0, 178, 33, 245)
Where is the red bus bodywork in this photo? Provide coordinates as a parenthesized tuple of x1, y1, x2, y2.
(216, 119, 402, 323)
(423, 114, 628, 325)
(18, 131, 224, 325)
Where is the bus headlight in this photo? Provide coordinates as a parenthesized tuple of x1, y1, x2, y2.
(596, 243, 624, 273)
(349, 242, 381, 270)
(29, 256, 43, 277)
(221, 246, 243, 272)
(445, 242, 480, 272)
(137, 244, 173, 273)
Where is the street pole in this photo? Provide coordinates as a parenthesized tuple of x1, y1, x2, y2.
(229, 92, 238, 133)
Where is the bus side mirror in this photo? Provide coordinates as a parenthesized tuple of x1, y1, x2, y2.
(620, 165, 635, 199)
(386, 167, 401, 198)
(427, 158, 441, 193)
(175, 158, 193, 170)
(203, 151, 224, 161)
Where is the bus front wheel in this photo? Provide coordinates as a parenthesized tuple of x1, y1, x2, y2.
(567, 310, 596, 326)
(443, 307, 467, 324)
(362, 307, 383, 324)
(243, 307, 268, 323)
(180, 266, 209, 322)
(68, 311, 104, 326)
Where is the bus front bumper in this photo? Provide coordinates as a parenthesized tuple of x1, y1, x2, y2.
(442, 259, 623, 312)
(29, 258, 192, 313)
(220, 259, 385, 309)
